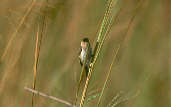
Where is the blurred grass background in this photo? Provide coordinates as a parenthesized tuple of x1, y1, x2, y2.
(0, 0, 170, 107)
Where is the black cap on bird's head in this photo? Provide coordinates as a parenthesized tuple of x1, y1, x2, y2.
(82, 37, 90, 43)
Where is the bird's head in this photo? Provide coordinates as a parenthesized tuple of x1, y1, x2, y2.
(81, 37, 90, 50)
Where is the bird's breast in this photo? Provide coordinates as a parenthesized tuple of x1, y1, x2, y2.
(80, 49, 86, 62)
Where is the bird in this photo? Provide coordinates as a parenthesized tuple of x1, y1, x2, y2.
(78, 37, 93, 77)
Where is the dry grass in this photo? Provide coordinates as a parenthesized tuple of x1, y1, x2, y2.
(31, 24, 40, 107)
(31, 2, 47, 107)
(0, 0, 170, 107)
(97, 45, 120, 106)
(0, 0, 36, 61)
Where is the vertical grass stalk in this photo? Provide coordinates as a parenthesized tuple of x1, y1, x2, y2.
(79, 0, 121, 106)
(75, 44, 91, 106)
(31, 6, 47, 107)
(31, 24, 40, 107)
(97, 45, 120, 106)
(98, 0, 145, 106)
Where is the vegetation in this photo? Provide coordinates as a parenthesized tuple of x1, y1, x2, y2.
(0, 0, 170, 107)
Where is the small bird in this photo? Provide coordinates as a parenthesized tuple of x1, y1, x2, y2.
(79, 38, 93, 77)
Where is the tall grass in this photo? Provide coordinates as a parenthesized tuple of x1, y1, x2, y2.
(0, 0, 170, 107)
(0, 0, 36, 95)
(31, 2, 47, 107)
(32, 24, 40, 107)
(97, 46, 120, 106)
(97, 0, 144, 106)
(79, 0, 121, 106)
(0, 0, 36, 61)
(75, 42, 92, 106)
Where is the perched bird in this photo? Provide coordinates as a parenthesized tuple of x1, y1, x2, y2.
(79, 38, 93, 77)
